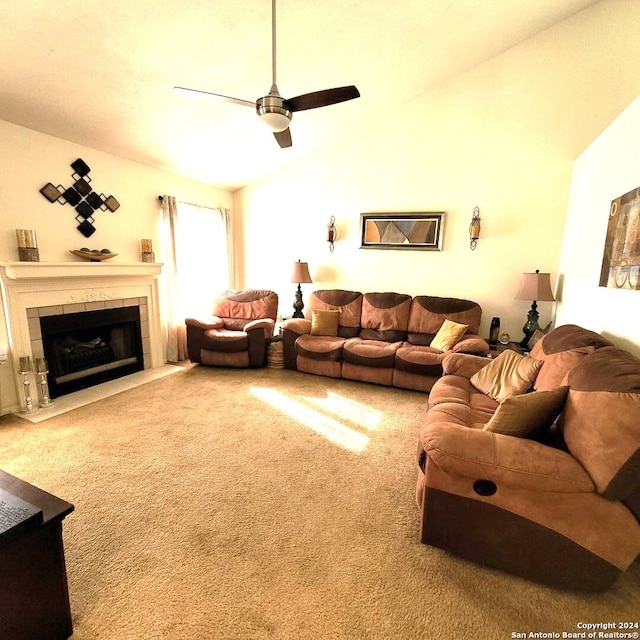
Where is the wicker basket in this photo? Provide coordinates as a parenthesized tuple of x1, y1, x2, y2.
(267, 340, 284, 369)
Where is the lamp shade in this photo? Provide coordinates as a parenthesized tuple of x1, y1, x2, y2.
(515, 270, 555, 302)
(291, 260, 312, 284)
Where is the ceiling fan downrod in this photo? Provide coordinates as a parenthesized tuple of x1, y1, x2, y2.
(256, 0, 292, 132)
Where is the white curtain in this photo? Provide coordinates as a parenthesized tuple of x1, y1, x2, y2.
(161, 196, 233, 363)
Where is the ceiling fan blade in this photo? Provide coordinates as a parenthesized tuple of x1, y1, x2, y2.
(174, 86, 255, 108)
(285, 86, 360, 112)
(274, 128, 292, 148)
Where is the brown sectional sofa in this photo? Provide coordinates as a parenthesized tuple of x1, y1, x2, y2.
(282, 289, 489, 393)
(416, 324, 640, 591)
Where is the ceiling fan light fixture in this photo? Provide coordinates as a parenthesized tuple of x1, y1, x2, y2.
(256, 96, 292, 132)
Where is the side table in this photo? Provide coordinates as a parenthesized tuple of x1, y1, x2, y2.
(0, 470, 74, 640)
(487, 342, 524, 358)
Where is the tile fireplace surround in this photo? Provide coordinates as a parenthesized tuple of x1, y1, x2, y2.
(0, 261, 165, 415)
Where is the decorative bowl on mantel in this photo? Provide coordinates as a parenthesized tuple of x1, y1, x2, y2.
(70, 249, 118, 262)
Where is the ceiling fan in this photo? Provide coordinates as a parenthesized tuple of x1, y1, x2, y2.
(174, 0, 360, 149)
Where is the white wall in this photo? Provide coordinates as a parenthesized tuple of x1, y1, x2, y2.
(0, 120, 232, 263)
(555, 95, 640, 357)
(235, 0, 640, 341)
(0, 120, 232, 412)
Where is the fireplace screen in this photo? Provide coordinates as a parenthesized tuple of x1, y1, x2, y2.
(40, 306, 144, 398)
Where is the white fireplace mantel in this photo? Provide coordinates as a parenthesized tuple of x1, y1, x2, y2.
(0, 260, 162, 281)
(0, 261, 166, 414)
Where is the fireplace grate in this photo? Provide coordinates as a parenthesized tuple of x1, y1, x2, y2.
(61, 338, 112, 374)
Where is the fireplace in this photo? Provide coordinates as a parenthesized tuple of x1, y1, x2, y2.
(0, 260, 165, 415)
(40, 306, 144, 398)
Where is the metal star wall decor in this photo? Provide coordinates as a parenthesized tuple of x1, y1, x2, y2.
(39, 158, 120, 238)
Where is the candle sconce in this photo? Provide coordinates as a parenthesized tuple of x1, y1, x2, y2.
(34, 358, 54, 408)
(18, 356, 38, 414)
(469, 206, 481, 250)
(327, 216, 337, 252)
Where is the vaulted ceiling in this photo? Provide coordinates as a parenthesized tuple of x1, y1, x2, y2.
(0, 0, 601, 190)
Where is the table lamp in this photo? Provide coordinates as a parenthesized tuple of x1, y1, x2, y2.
(515, 269, 555, 348)
(291, 260, 312, 318)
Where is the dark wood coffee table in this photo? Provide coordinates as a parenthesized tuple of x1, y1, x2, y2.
(0, 469, 74, 640)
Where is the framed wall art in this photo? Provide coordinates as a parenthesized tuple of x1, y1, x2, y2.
(360, 212, 445, 251)
(599, 186, 640, 289)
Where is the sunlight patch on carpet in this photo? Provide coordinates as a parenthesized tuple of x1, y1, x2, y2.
(250, 387, 369, 452)
(301, 391, 382, 431)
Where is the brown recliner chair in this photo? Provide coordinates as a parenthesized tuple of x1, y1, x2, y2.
(185, 289, 278, 368)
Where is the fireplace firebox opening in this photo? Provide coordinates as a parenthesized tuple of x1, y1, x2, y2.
(40, 306, 144, 398)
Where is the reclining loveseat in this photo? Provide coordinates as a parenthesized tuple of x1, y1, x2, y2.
(416, 324, 640, 591)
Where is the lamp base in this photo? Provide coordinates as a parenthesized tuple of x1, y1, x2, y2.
(292, 283, 305, 319)
(520, 301, 540, 349)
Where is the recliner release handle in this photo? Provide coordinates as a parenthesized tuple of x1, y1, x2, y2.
(473, 479, 497, 496)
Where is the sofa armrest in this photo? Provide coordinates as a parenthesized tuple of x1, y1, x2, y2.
(185, 315, 224, 330)
(421, 422, 595, 493)
(282, 318, 312, 336)
(244, 317, 275, 338)
(453, 334, 490, 355)
(442, 352, 489, 378)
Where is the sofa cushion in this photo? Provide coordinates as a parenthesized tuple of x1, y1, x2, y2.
(529, 324, 612, 392)
(562, 347, 640, 500)
(213, 289, 278, 322)
(295, 334, 346, 361)
(359, 292, 411, 342)
(430, 319, 469, 352)
(307, 290, 363, 338)
(406, 296, 482, 345)
(395, 344, 446, 377)
(470, 350, 543, 402)
(201, 328, 248, 352)
(310, 309, 340, 336)
(342, 338, 401, 368)
(483, 386, 569, 438)
(532, 347, 595, 391)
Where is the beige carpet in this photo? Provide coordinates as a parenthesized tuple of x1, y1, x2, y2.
(0, 366, 638, 639)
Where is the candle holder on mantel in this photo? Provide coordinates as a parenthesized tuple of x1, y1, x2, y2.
(16, 229, 39, 262)
(18, 356, 38, 414)
(141, 239, 155, 263)
(34, 357, 54, 408)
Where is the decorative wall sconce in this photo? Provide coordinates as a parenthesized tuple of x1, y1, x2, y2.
(327, 216, 337, 252)
(469, 206, 481, 250)
(39, 158, 120, 238)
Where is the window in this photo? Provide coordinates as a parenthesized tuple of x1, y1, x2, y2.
(174, 202, 231, 318)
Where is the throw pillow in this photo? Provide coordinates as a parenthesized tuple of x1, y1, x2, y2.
(430, 319, 469, 352)
(484, 386, 569, 437)
(310, 309, 340, 336)
(470, 349, 543, 403)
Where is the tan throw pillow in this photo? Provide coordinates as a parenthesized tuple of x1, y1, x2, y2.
(310, 309, 340, 336)
(470, 349, 543, 402)
(484, 386, 569, 437)
(430, 319, 469, 352)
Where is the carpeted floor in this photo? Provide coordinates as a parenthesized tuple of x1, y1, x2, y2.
(0, 366, 638, 639)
